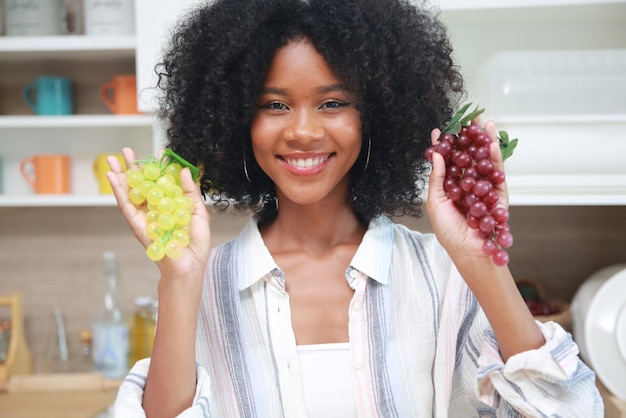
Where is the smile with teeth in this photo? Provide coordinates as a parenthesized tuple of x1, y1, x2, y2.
(282, 154, 332, 170)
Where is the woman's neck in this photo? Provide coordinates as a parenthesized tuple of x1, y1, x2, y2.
(260, 199, 366, 257)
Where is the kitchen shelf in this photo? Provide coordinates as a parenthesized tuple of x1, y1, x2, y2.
(0, 114, 155, 158)
(2, 184, 624, 207)
(507, 175, 626, 206)
(0, 35, 148, 210)
(435, 0, 626, 208)
(0, 116, 155, 205)
(0, 195, 217, 208)
(1, 0, 624, 208)
(438, 0, 625, 10)
(0, 195, 118, 207)
(0, 35, 136, 61)
(0, 114, 153, 129)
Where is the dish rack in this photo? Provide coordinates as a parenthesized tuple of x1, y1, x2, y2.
(0, 293, 34, 385)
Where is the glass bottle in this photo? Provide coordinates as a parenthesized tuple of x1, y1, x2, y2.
(41, 307, 71, 373)
(91, 251, 129, 379)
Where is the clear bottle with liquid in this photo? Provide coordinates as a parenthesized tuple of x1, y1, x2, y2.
(91, 251, 129, 379)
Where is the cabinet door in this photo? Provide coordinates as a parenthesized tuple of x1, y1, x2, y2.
(135, 0, 205, 113)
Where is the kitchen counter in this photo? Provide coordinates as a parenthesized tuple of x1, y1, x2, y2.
(599, 380, 626, 418)
(0, 375, 622, 417)
(0, 391, 116, 418)
(0, 373, 121, 418)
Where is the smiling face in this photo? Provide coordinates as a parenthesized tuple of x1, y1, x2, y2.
(251, 38, 362, 209)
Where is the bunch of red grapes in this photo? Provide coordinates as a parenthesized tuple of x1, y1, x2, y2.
(425, 104, 518, 267)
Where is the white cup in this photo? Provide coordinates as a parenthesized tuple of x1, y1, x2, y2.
(84, 0, 135, 36)
(5, 0, 80, 36)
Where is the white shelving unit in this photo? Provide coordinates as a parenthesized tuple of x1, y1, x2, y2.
(0, 35, 136, 58)
(1, 1, 625, 206)
(436, 0, 626, 205)
(0, 114, 152, 129)
(437, 0, 625, 9)
(0, 35, 154, 206)
(0, 194, 118, 207)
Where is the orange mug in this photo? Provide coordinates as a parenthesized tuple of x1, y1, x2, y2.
(20, 154, 71, 194)
(93, 153, 126, 194)
(100, 75, 140, 114)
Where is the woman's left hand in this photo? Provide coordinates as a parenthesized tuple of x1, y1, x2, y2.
(425, 119, 510, 262)
(426, 121, 547, 361)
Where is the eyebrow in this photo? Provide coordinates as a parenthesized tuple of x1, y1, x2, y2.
(260, 84, 351, 95)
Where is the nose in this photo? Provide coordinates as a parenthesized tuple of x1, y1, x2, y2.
(284, 109, 324, 143)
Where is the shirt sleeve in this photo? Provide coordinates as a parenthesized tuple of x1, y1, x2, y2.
(471, 316, 604, 417)
(113, 358, 213, 417)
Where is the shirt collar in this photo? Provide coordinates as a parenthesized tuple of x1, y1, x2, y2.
(237, 217, 280, 291)
(236, 214, 394, 291)
(348, 215, 393, 285)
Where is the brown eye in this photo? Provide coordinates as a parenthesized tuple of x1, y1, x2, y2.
(260, 102, 288, 111)
(320, 100, 350, 110)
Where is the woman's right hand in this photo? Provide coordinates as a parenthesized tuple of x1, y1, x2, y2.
(106, 147, 212, 282)
(108, 147, 210, 415)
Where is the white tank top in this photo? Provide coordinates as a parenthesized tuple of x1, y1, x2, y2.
(296, 343, 357, 418)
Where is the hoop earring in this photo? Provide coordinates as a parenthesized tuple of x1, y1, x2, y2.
(364, 136, 371, 172)
(243, 151, 252, 183)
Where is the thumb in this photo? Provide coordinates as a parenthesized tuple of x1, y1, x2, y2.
(180, 167, 204, 204)
(427, 150, 447, 201)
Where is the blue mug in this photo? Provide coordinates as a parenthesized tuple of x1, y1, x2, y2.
(23, 77, 74, 116)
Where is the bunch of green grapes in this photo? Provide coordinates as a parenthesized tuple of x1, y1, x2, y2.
(126, 149, 199, 261)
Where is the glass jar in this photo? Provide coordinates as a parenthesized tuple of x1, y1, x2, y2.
(129, 296, 157, 366)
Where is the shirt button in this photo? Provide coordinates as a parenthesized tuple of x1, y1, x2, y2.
(353, 358, 362, 369)
(349, 269, 359, 279)
(352, 301, 361, 311)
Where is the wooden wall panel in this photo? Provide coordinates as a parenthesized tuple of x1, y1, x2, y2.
(0, 205, 624, 371)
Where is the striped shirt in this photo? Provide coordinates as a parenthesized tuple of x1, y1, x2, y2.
(115, 215, 603, 417)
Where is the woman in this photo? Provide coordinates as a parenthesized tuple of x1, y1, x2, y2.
(108, 0, 602, 416)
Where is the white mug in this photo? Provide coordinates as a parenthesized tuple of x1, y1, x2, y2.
(84, 0, 135, 36)
(5, 0, 80, 36)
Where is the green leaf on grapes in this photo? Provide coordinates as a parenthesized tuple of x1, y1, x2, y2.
(162, 149, 200, 182)
(440, 102, 472, 135)
(438, 102, 519, 161)
(440, 102, 484, 136)
(498, 130, 518, 161)
(458, 104, 485, 127)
